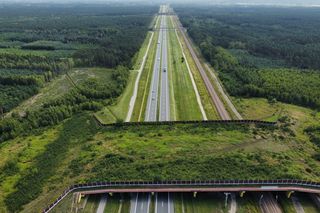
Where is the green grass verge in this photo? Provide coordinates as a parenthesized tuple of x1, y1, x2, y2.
(95, 32, 155, 124)
(82, 195, 100, 213)
(95, 70, 138, 123)
(181, 192, 227, 213)
(236, 193, 261, 213)
(132, 32, 153, 70)
(167, 16, 202, 121)
(104, 194, 120, 213)
(297, 193, 319, 213)
(278, 193, 296, 213)
(172, 16, 219, 119)
(131, 30, 159, 121)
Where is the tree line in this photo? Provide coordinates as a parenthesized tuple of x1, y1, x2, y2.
(177, 6, 320, 110)
(0, 66, 129, 142)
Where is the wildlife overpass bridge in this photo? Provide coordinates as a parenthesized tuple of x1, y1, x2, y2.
(43, 179, 320, 212)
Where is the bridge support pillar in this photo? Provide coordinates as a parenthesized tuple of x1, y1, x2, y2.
(77, 193, 84, 203)
(224, 193, 231, 208)
(193, 192, 197, 198)
(240, 191, 246, 197)
(151, 192, 154, 196)
(286, 191, 294, 198)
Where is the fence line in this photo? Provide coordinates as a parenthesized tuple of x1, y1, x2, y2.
(43, 179, 319, 212)
(93, 117, 277, 127)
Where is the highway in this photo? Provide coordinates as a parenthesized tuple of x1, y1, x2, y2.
(145, 5, 170, 122)
(145, 15, 162, 121)
(159, 12, 170, 121)
(155, 193, 174, 213)
(260, 193, 282, 213)
(96, 194, 107, 213)
(130, 193, 150, 213)
(291, 196, 305, 213)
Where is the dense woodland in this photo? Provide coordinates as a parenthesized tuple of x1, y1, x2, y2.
(177, 6, 320, 109)
(0, 4, 155, 114)
(0, 4, 156, 144)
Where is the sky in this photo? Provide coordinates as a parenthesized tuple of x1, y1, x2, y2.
(0, 0, 320, 6)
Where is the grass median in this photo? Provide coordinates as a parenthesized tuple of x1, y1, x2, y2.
(172, 16, 219, 119)
(131, 29, 159, 121)
(167, 16, 203, 121)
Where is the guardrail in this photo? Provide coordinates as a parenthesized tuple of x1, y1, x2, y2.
(43, 179, 319, 212)
(94, 117, 277, 127)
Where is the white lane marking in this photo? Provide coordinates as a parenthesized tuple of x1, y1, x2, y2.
(96, 194, 108, 213)
(228, 193, 237, 213)
(147, 193, 151, 213)
(168, 192, 170, 213)
(134, 193, 138, 213)
(292, 196, 305, 213)
(126, 31, 154, 122)
(155, 193, 158, 213)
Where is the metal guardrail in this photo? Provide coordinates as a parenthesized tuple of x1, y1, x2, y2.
(43, 179, 320, 212)
(94, 118, 277, 127)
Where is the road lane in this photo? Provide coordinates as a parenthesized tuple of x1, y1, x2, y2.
(96, 194, 107, 213)
(291, 196, 305, 213)
(130, 193, 150, 213)
(145, 15, 163, 121)
(156, 192, 174, 213)
(159, 15, 170, 121)
(260, 193, 282, 213)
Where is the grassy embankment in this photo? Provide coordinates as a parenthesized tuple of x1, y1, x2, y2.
(10, 67, 113, 116)
(172, 16, 219, 119)
(167, 16, 203, 120)
(130, 17, 161, 121)
(94, 31, 153, 123)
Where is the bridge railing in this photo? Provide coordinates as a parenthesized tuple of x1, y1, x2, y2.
(43, 179, 320, 212)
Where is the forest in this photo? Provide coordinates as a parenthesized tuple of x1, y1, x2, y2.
(0, 4, 156, 145)
(0, 4, 156, 114)
(176, 6, 320, 109)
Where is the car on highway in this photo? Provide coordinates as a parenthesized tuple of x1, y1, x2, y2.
(163, 68, 166, 72)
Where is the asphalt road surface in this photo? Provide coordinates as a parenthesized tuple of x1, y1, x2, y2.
(130, 193, 150, 213)
(155, 192, 174, 213)
(159, 14, 170, 121)
(291, 196, 305, 213)
(145, 5, 170, 121)
(96, 194, 107, 213)
(145, 15, 163, 121)
(260, 193, 282, 213)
